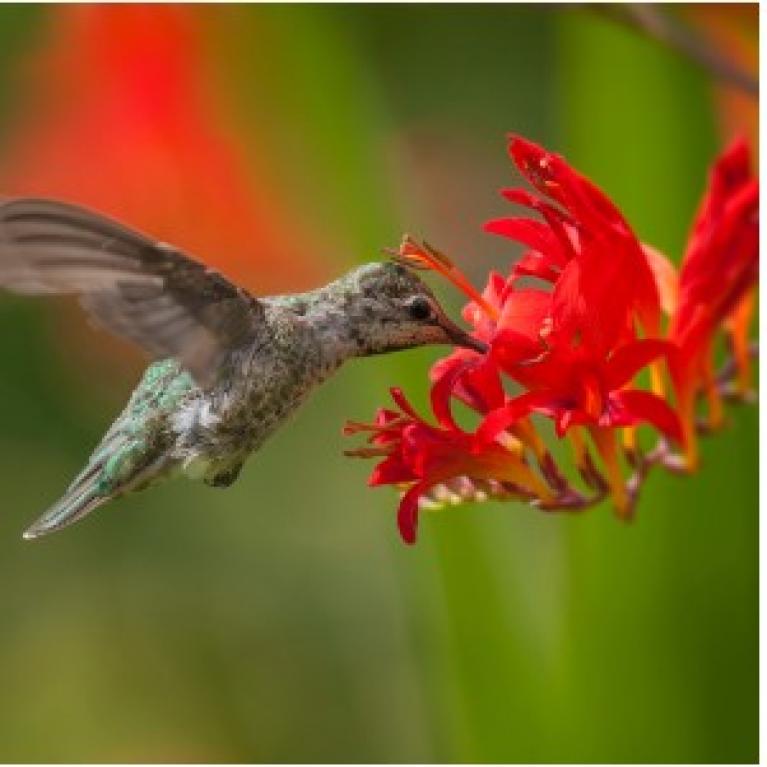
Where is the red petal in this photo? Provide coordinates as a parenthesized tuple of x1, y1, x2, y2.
(605, 339, 673, 390)
(397, 482, 429, 545)
(642, 243, 679, 316)
(370, 456, 415, 487)
(507, 136, 569, 207)
(497, 288, 551, 336)
(389, 387, 422, 422)
(500, 188, 576, 259)
(550, 260, 586, 340)
(484, 216, 569, 267)
(692, 138, 752, 234)
(512, 251, 561, 283)
(475, 391, 546, 446)
(491, 328, 545, 369)
(429, 358, 471, 432)
(672, 142, 758, 358)
(433, 351, 505, 415)
(461, 358, 506, 412)
(508, 135, 631, 236)
(610, 389, 683, 443)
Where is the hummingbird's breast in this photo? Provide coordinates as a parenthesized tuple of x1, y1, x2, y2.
(171, 304, 333, 476)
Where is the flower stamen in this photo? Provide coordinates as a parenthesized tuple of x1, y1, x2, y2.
(392, 235, 501, 322)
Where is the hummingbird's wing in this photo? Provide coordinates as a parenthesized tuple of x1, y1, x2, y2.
(0, 198, 264, 387)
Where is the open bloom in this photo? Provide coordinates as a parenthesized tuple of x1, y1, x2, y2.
(431, 138, 680, 441)
(345, 388, 553, 544)
(487, 136, 662, 346)
(347, 136, 758, 544)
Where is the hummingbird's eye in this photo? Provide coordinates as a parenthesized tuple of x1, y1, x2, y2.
(406, 296, 434, 322)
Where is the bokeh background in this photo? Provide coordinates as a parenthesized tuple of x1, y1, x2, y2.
(0, 4, 757, 763)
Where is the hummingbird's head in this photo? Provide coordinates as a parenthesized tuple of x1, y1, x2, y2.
(340, 262, 487, 357)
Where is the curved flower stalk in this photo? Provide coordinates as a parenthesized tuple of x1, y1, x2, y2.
(346, 135, 758, 544)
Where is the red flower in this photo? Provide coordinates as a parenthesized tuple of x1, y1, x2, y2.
(487, 136, 662, 349)
(428, 268, 507, 416)
(345, 388, 552, 544)
(429, 264, 681, 440)
(439, 137, 682, 452)
(347, 136, 758, 543)
(667, 138, 759, 467)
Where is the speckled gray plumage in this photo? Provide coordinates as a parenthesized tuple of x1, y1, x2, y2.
(0, 198, 480, 538)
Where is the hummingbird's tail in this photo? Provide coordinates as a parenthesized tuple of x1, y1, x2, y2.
(23, 359, 192, 540)
(22, 463, 110, 540)
(22, 431, 169, 540)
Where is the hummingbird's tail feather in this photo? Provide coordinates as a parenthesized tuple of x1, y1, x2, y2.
(22, 431, 172, 540)
(22, 468, 110, 540)
(22, 358, 193, 540)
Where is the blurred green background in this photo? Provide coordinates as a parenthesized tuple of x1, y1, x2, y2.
(0, 4, 757, 763)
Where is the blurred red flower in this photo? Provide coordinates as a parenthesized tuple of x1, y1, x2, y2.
(1, 5, 326, 294)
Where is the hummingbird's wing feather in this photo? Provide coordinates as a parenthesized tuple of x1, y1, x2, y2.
(0, 198, 264, 387)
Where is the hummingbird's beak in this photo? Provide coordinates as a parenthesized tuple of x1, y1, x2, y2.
(440, 318, 488, 355)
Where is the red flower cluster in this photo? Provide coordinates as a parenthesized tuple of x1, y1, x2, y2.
(347, 136, 759, 544)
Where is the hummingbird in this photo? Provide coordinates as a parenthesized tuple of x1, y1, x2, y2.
(0, 198, 485, 539)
